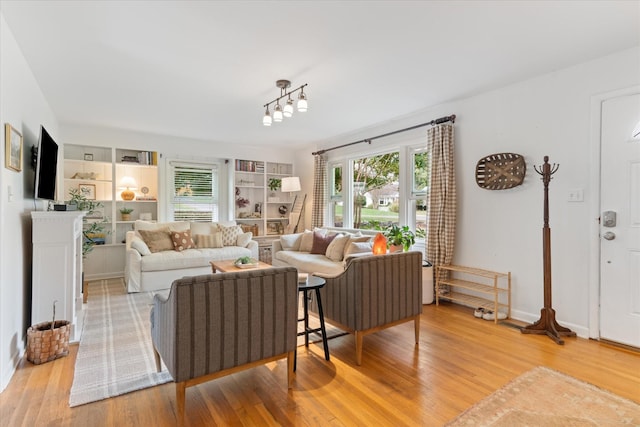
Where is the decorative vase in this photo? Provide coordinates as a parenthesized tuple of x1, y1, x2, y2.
(389, 244, 403, 253)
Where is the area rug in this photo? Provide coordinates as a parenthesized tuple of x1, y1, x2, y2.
(445, 366, 640, 426)
(69, 278, 347, 407)
(69, 278, 172, 407)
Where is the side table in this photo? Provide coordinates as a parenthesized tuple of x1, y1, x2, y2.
(295, 274, 329, 371)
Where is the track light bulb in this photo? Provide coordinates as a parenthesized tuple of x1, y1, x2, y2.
(283, 98, 294, 118)
(263, 107, 272, 126)
(297, 91, 308, 112)
(273, 103, 283, 122)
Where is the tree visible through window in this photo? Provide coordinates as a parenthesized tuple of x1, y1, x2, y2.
(412, 148, 429, 238)
(352, 152, 400, 229)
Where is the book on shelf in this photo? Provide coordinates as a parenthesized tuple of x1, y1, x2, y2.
(235, 159, 264, 173)
(121, 151, 157, 165)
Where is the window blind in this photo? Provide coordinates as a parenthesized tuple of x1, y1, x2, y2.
(169, 162, 219, 222)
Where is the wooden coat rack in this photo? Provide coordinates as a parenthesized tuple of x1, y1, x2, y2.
(521, 156, 576, 345)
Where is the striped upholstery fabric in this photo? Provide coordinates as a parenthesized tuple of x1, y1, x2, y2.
(151, 267, 298, 383)
(309, 251, 422, 343)
(311, 154, 327, 229)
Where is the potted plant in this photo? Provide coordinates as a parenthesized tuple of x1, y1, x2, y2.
(267, 178, 281, 201)
(268, 178, 281, 192)
(68, 188, 107, 257)
(383, 224, 416, 252)
(119, 207, 134, 221)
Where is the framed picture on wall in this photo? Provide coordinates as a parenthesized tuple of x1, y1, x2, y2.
(78, 183, 96, 200)
(4, 123, 23, 172)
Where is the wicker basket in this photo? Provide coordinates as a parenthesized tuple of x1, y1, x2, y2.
(26, 320, 71, 365)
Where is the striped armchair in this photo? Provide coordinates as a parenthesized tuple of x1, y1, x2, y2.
(150, 267, 299, 426)
(310, 251, 423, 365)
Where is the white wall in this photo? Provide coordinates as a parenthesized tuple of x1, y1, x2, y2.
(0, 13, 58, 392)
(306, 47, 639, 337)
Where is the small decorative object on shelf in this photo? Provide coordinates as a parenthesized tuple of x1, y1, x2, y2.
(278, 205, 288, 217)
(137, 186, 156, 200)
(78, 183, 96, 200)
(71, 172, 97, 180)
(268, 178, 281, 191)
(119, 207, 134, 221)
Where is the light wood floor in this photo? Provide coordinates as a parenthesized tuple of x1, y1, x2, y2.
(1, 302, 638, 426)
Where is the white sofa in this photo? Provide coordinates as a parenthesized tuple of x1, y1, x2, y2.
(125, 220, 258, 293)
(271, 227, 377, 276)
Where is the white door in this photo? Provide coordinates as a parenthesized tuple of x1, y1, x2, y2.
(600, 93, 640, 347)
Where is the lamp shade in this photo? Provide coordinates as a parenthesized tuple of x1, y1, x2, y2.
(263, 108, 272, 126)
(119, 176, 137, 189)
(273, 104, 283, 122)
(297, 92, 308, 112)
(283, 99, 294, 117)
(281, 176, 301, 192)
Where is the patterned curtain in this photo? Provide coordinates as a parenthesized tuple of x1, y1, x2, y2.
(311, 155, 327, 228)
(426, 123, 456, 277)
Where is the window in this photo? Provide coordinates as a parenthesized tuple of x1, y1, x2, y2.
(328, 163, 343, 227)
(169, 162, 219, 222)
(410, 147, 429, 238)
(352, 151, 400, 229)
(325, 144, 430, 243)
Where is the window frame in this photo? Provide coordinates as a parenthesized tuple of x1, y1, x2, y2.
(322, 138, 429, 240)
(167, 160, 220, 222)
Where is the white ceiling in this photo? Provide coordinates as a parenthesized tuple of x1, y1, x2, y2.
(2, 1, 639, 149)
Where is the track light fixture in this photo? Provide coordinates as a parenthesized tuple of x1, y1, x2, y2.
(263, 80, 308, 126)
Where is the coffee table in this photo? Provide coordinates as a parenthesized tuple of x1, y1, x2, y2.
(210, 259, 272, 273)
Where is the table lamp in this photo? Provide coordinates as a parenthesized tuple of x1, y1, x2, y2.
(119, 176, 137, 201)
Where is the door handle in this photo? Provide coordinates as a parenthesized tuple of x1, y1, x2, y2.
(603, 231, 616, 240)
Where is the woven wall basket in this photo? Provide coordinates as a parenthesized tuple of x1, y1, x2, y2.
(475, 153, 526, 190)
(26, 320, 71, 365)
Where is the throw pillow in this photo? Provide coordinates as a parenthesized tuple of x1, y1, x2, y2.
(139, 228, 173, 253)
(300, 229, 326, 252)
(236, 232, 253, 247)
(343, 235, 372, 258)
(171, 230, 195, 252)
(310, 231, 337, 255)
(344, 240, 373, 258)
(280, 233, 302, 251)
(219, 224, 242, 246)
(195, 232, 223, 248)
(190, 222, 218, 236)
(130, 236, 151, 256)
(325, 234, 350, 262)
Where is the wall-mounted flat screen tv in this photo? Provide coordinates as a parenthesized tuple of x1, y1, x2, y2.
(34, 125, 58, 200)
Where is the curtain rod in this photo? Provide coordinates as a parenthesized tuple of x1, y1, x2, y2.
(312, 114, 456, 156)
